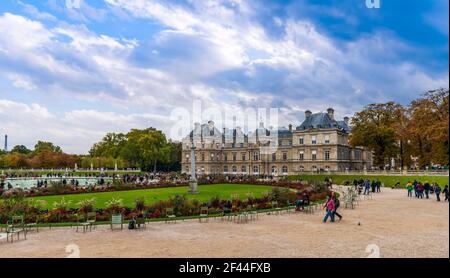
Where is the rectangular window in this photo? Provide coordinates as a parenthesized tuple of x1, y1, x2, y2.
(272, 153, 276, 161)
(299, 136, 304, 145)
(325, 150, 330, 161)
(253, 152, 259, 161)
(224, 154, 227, 162)
(324, 134, 330, 144)
(311, 135, 317, 145)
(299, 151, 304, 161)
(283, 152, 287, 161)
(241, 153, 246, 161)
(232, 153, 237, 161)
(312, 150, 317, 161)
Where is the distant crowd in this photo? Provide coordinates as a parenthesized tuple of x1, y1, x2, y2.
(406, 180, 449, 202)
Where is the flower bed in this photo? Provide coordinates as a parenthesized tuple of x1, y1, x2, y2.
(0, 183, 330, 224)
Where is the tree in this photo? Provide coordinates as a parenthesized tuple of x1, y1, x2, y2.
(350, 102, 405, 168)
(124, 128, 171, 172)
(11, 145, 32, 155)
(407, 88, 449, 168)
(89, 133, 127, 158)
(33, 141, 62, 154)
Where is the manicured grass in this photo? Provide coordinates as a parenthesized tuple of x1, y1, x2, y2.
(289, 174, 449, 188)
(28, 184, 274, 210)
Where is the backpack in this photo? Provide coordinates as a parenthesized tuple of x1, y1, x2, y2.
(335, 199, 340, 209)
(128, 218, 136, 229)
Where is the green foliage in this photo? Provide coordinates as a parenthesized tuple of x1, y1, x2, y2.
(105, 197, 123, 214)
(53, 198, 71, 212)
(77, 198, 96, 214)
(11, 145, 32, 155)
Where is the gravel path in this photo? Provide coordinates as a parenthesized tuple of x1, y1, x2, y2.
(1, 188, 448, 258)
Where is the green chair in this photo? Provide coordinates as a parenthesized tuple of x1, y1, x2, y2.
(165, 208, 176, 223)
(6, 216, 26, 243)
(270, 201, 282, 215)
(247, 205, 258, 221)
(25, 215, 39, 233)
(110, 214, 124, 230)
(199, 206, 209, 223)
(135, 215, 147, 229)
(86, 212, 97, 231)
(75, 214, 90, 233)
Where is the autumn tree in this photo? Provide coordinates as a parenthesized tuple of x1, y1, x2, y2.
(350, 102, 405, 168)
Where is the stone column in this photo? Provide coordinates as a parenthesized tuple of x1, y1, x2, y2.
(189, 141, 198, 194)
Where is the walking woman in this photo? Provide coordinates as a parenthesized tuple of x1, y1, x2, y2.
(323, 194, 335, 223)
(332, 193, 342, 221)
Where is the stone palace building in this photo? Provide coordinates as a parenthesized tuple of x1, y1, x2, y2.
(181, 108, 373, 176)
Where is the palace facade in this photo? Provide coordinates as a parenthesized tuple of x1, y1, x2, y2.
(181, 108, 373, 176)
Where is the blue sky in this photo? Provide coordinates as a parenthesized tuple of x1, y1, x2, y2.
(0, 0, 448, 153)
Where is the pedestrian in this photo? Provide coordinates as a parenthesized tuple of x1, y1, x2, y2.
(413, 180, 418, 197)
(322, 195, 335, 223)
(332, 193, 342, 221)
(424, 181, 430, 199)
(443, 185, 449, 202)
(371, 180, 376, 193)
(434, 184, 441, 202)
(417, 182, 424, 199)
(376, 180, 381, 193)
(406, 181, 413, 197)
(364, 179, 370, 195)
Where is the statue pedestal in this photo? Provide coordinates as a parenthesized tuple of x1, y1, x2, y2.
(188, 179, 198, 194)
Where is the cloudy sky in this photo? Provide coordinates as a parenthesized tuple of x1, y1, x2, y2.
(0, 0, 448, 154)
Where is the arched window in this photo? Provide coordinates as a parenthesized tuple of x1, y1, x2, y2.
(282, 165, 288, 174)
(271, 166, 277, 174)
(224, 165, 228, 173)
(241, 165, 247, 173)
(298, 165, 304, 172)
(232, 165, 237, 173)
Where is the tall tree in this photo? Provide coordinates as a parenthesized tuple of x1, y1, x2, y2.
(350, 102, 405, 168)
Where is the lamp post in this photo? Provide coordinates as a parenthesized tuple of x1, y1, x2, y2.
(189, 141, 198, 194)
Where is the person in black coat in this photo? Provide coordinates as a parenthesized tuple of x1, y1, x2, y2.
(424, 182, 431, 199)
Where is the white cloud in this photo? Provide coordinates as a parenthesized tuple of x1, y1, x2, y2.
(0, 1, 447, 153)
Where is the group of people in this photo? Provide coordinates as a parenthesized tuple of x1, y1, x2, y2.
(406, 181, 449, 202)
(353, 178, 382, 195)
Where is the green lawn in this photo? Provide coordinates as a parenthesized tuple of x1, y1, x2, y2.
(289, 174, 449, 188)
(28, 184, 274, 210)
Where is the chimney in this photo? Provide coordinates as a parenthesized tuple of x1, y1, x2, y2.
(4, 135, 7, 152)
(343, 117, 349, 125)
(288, 124, 292, 132)
(305, 110, 312, 118)
(327, 108, 334, 120)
